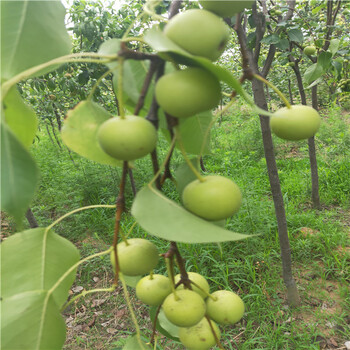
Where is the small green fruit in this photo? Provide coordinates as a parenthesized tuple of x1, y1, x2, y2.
(270, 105, 321, 141)
(206, 290, 244, 325)
(164, 9, 230, 61)
(110, 238, 159, 276)
(97, 115, 157, 161)
(182, 175, 242, 221)
(162, 289, 206, 327)
(136, 274, 172, 306)
(155, 67, 221, 118)
(199, 0, 254, 17)
(175, 272, 210, 299)
(179, 317, 221, 350)
(288, 62, 295, 67)
(303, 46, 316, 56)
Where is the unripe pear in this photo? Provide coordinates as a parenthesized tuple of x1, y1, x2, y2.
(174, 272, 210, 299)
(270, 105, 321, 141)
(97, 115, 157, 161)
(182, 175, 242, 221)
(303, 46, 316, 56)
(179, 317, 221, 350)
(206, 290, 244, 325)
(155, 67, 221, 118)
(110, 238, 159, 276)
(136, 274, 172, 306)
(199, 0, 254, 17)
(162, 289, 206, 327)
(164, 9, 230, 61)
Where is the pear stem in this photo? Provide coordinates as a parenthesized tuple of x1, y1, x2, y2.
(165, 257, 179, 300)
(253, 74, 292, 109)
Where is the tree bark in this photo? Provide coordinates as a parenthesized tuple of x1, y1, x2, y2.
(26, 208, 38, 228)
(252, 79, 300, 306)
(235, 1, 300, 305)
(309, 86, 321, 208)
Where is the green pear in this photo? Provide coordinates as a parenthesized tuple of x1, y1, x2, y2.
(179, 317, 221, 350)
(110, 238, 159, 276)
(270, 105, 321, 141)
(164, 9, 230, 61)
(303, 46, 316, 56)
(97, 115, 157, 161)
(162, 289, 206, 327)
(182, 175, 242, 221)
(174, 272, 210, 299)
(155, 67, 221, 118)
(136, 274, 172, 306)
(199, 0, 255, 17)
(206, 290, 244, 325)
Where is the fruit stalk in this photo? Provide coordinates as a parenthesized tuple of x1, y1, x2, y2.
(253, 74, 291, 109)
(205, 316, 225, 350)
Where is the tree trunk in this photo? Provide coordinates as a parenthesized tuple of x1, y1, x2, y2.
(26, 208, 38, 228)
(309, 86, 321, 209)
(292, 64, 320, 209)
(252, 79, 300, 306)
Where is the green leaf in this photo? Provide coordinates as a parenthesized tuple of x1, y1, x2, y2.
(1, 1, 71, 80)
(304, 63, 324, 85)
(149, 307, 180, 342)
(61, 100, 121, 166)
(176, 111, 212, 155)
(275, 38, 289, 50)
(1, 290, 66, 350)
(328, 39, 340, 56)
(131, 186, 253, 243)
(318, 51, 332, 71)
(287, 28, 304, 43)
(122, 335, 152, 350)
(99, 39, 153, 114)
(158, 308, 180, 339)
(260, 34, 280, 45)
(113, 60, 152, 109)
(175, 159, 199, 196)
(1, 123, 39, 223)
(1, 227, 80, 308)
(3, 86, 38, 149)
(98, 38, 121, 71)
(122, 274, 142, 288)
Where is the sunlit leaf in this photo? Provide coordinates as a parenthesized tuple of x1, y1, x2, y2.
(304, 62, 324, 85)
(131, 186, 254, 243)
(3, 86, 38, 149)
(1, 1, 71, 80)
(1, 123, 39, 223)
(1, 290, 66, 350)
(328, 39, 340, 56)
(1, 227, 80, 307)
(318, 51, 332, 71)
(61, 100, 121, 166)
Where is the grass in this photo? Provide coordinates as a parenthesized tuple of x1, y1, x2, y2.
(7, 104, 350, 349)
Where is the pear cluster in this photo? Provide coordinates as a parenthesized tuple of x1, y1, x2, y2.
(110, 240, 245, 349)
